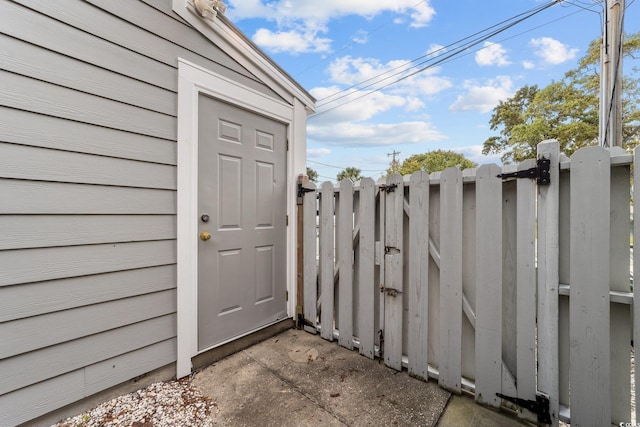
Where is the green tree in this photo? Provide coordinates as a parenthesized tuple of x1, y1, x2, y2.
(306, 167, 318, 183)
(337, 167, 362, 182)
(483, 32, 640, 163)
(386, 149, 476, 175)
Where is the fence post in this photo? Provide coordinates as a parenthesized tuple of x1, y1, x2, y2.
(537, 140, 560, 426)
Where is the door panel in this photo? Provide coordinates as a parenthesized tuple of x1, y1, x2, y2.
(197, 94, 287, 351)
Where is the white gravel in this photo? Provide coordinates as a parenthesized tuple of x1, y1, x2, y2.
(51, 378, 216, 427)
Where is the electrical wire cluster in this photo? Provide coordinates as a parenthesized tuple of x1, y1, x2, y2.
(310, 0, 567, 118)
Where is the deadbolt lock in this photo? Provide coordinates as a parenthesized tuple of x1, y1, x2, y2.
(200, 231, 212, 241)
(201, 214, 210, 223)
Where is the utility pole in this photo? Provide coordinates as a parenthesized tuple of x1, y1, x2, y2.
(388, 150, 401, 173)
(599, 0, 625, 148)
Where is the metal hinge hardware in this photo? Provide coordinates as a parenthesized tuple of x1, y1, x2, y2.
(297, 182, 315, 199)
(496, 392, 551, 425)
(497, 158, 551, 185)
(380, 183, 398, 193)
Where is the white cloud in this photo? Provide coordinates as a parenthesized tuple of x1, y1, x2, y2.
(307, 148, 332, 158)
(311, 85, 407, 123)
(449, 76, 514, 113)
(522, 60, 535, 70)
(452, 145, 502, 166)
(252, 27, 331, 54)
(530, 37, 578, 65)
(475, 42, 511, 67)
(326, 56, 452, 97)
(226, 0, 435, 31)
(308, 121, 446, 147)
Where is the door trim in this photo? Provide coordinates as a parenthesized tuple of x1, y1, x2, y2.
(176, 58, 296, 378)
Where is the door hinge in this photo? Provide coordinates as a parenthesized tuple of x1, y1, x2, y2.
(286, 139, 289, 151)
(286, 215, 289, 226)
(497, 158, 551, 185)
(286, 290, 289, 301)
(496, 392, 551, 425)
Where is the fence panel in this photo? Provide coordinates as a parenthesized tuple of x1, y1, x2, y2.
(302, 181, 317, 333)
(358, 178, 376, 359)
(408, 171, 430, 380)
(302, 140, 634, 425)
(319, 181, 334, 341)
(383, 173, 404, 371)
(438, 167, 462, 392)
(474, 164, 503, 408)
(337, 179, 354, 350)
(569, 147, 611, 426)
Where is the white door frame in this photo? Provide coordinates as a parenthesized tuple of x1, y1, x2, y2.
(176, 59, 299, 378)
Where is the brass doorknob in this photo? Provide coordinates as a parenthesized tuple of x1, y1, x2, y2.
(200, 231, 212, 241)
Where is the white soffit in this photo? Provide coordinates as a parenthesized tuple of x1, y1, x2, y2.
(172, 0, 316, 112)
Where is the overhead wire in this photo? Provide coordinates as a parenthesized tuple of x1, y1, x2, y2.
(309, 0, 565, 118)
(312, 0, 562, 111)
(308, 159, 387, 172)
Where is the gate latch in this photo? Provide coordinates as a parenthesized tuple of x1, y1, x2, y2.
(379, 283, 403, 297)
(496, 392, 551, 424)
(497, 158, 551, 185)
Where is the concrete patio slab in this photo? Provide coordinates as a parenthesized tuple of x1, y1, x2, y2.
(192, 328, 527, 426)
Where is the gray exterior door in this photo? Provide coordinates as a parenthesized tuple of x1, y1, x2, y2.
(197, 94, 287, 351)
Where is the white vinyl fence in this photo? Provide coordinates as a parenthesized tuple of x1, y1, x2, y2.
(300, 140, 636, 426)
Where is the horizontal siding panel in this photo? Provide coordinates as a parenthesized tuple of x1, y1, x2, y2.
(0, 34, 176, 116)
(0, 314, 175, 395)
(0, 215, 176, 250)
(0, 240, 176, 287)
(0, 179, 176, 214)
(0, 0, 176, 91)
(85, 338, 176, 396)
(1, 71, 176, 140)
(0, 339, 176, 426)
(0, 369, 85, 427)
(0, 107, 176, 164)
(0, 289, 177, 359)
(0, 143, 177, 189)
(92, 0, 254, 78)
(88, 0, 280, 99)
(0, 265, 176, 322)
(17, 0, 274, 98)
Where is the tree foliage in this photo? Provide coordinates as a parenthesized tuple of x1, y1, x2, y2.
(337, 167, 362, 182)
(387, 149, 476, 175)
(483, 32, 640, 163)
(306, 167, 318, 183)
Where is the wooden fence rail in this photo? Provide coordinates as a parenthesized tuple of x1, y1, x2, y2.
(301, 140, 636, 426)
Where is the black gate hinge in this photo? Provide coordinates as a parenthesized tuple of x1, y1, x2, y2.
(297, 182, 315, 204)
(497, 158, 551, 185)
(496, 392, 551, 425)
(296, 312, 315, 330)
(380, 183, 398, 193)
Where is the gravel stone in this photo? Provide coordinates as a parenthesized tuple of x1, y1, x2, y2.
(51, 378, 215, 427)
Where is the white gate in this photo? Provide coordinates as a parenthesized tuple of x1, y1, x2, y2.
(300, 140, 636, 426)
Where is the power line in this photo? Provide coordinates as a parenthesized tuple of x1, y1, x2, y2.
(309, 1, 564, 117)
(307, 159, 386, 172)
(313, 1, 561, 110)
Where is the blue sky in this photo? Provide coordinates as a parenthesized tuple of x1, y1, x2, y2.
(224, 0, 638, 182)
